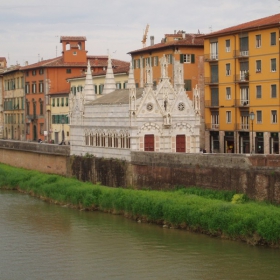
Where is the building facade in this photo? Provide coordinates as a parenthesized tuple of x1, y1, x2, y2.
(20, 36, 129, 142)
(70, 55, 201, 160)
(203, 13, 280, 154)
(2, 66, 25, 140)
(128, 31, 205, 148)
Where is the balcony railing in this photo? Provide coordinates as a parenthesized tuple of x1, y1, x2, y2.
(205, 100, 219, 108)
(234, 50, 249, 58)
(236, 123, 249, 130)
(205, 76, 219, 85)
(205, 123, 219, 130)
(235, 99, 249, 107)
(204, 53, 219, 61)
(234, 72, 249, 83)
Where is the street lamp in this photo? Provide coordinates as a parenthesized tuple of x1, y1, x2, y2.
(249, 111, 255, 154)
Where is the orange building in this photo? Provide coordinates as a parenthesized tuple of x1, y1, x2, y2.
(21, 36, 129, 142)
(203, 14, 280, 154)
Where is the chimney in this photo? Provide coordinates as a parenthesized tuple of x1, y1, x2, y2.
(25, 61, 28, 66)
(174, 30, 176, 34)
(150, 36, 154, 46)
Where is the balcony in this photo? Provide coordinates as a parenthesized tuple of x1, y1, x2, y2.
(204, 53, 218, 62)
(234, 72, 249, 83)
(205, 100, 219, 108)
(236, 123, 249, 130)
(235, 99, 249, 107)
(234, 50, 249, 58)
(205, 76, 219, 85)
(205, 123, 219, 130)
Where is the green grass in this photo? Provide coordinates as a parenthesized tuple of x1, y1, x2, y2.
(1, 163, 280, 247)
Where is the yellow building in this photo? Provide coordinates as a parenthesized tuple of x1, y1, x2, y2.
(203, 13, 280, 154)
(2, 66, 25, 140)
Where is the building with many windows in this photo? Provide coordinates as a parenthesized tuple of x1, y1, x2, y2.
(70, 55, 201, 159)
(2, 66, 25, 140)
(20, 36, 129, 142)
(203, 13, 280, 154)
(128, 30, 205, 148)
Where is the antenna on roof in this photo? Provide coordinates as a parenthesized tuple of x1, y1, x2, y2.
(209, 26, 213, 33)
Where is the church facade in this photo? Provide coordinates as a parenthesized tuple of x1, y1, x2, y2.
(69, 55, 201, 160)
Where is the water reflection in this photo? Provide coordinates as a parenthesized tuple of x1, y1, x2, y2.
(0, 190, 279, 280)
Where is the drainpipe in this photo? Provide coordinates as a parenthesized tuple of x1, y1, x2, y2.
(234, 34, 238, 154)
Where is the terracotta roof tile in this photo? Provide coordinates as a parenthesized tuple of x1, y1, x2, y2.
(20, 56, 129, 70)
(128, 34, 204, 54)
(60, 36, 87, 42)
(204, 13, 280, 38)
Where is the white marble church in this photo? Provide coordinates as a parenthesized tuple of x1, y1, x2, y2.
(69, 55, 201, 160)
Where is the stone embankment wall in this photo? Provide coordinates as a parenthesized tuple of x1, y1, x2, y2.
(0, 140, 69, 175)
(1, 140, 280, 203)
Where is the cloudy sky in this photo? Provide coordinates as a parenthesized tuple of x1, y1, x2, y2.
(1, 0, 279, 66)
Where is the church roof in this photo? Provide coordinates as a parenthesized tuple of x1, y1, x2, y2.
(89, 88, 144, 105)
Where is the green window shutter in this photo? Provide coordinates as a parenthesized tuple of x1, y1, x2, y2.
(184, 80, 192, 91)
(94, 85, 97, 93)
(191, 54, 195, 63)
(151, 57, 154, 67)
(180, 54, 184, 64)
(133, 60, 136, 69)
(52, 115, 55, 124)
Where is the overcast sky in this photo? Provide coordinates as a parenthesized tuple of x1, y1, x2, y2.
(1, 0, 279, 66)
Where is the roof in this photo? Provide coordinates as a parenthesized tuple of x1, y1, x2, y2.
(60, 36, 87, 42)
(67, 63, 130, 80)
(20, 56, 129, 70)
(89, 88, 144, 105)
(128, 34, 204, 54)
(0, 57, 7, 61)
(203, 13, 280, 38)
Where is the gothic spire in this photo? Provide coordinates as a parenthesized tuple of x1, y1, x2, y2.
(84, 60, 96, 102)
(102, 54, 116, 94)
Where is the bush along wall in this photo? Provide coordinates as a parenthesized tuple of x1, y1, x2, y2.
(1, 163, 280, 248)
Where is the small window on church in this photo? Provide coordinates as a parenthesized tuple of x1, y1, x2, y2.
(147, 103, 153, 111)
(73, 51, 77, 55)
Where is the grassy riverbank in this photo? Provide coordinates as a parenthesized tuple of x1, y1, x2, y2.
(1, 163, 280, 248)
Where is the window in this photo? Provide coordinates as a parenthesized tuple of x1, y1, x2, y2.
(211, 112, 219, 129)
(271, 58, 276, 72)
(210, 41, 218, 59)
(39, 123, 43, 135)
(26, 71, 29, 77)
(39, 81, 44, 93)
(66, 69, 71, 74)
(226, 63, 231, 76)
(256, 85, 262, 99)
(145, 57, 151, 66)
(32, 70, 36, 76)
(99, 84, 104, 94)
(184, 80, 192, 91)
(271, 32, 276, 46)
(256, 34, 261, 48)
(57, 98, 60, 107)
(166, 54, 173, 64)
(39, 69, 44, 75)
(272, 110, 277, 124)
(226, 87, 231, 100)
(256, 111, 262, 124)
(256, 60, 261, 73)
(271, 84, 277, 98)
(226, 111, 231, 123)
(153, 56, 158, 66)
(52, 98, 55, 107)
(180, 54, 195, 63)
(66, 98, 69, 106)
(25, 83, 30, 94)
(134, 59, 140, 69)
(61, 98, 64, 107)
(225, 39, 230, 52)
(32, 83, 36, 94)
(240, 87, 249, 105)
(40, 101, 43, 115)
(116, 82, 121, 89)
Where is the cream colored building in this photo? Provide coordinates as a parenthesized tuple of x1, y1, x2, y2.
(2, 66, 25, 140)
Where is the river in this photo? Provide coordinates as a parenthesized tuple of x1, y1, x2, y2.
(0, 190, 279, 280)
